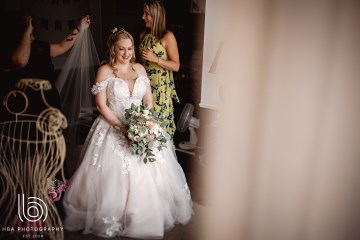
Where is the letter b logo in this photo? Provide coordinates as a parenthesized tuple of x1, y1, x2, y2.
(18, 194, 48, 222)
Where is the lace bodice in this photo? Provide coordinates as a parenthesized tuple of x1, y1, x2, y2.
(91, 75, 150, 116)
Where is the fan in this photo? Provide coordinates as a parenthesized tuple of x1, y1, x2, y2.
(177, 103, 200, 150)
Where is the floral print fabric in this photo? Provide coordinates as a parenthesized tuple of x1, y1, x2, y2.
(139, 33, 179, 138)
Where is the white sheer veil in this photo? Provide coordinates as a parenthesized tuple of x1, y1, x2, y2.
(55, 29, 100, 145)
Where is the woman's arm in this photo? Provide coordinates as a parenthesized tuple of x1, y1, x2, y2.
(141, 30, 180, 72)
(94, 65, 123, 127)
(50, 15, 91, 57)
(10, 15, 33, 68)
(159, 31, 180, 72)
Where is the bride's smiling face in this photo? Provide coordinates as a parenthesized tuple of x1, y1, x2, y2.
(115, 38, 134, 63)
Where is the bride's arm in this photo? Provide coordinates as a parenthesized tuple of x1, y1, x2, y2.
(143, 83, 153, 108)
(94, 65, 123, 127)
(134, 63, 153, 108)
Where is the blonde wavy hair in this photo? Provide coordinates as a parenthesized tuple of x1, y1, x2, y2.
(144, 0, 166, 39)
(106, 28, 136, 75)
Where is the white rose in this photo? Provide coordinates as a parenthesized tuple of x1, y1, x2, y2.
(150, 123, 160, 135)
(152, 141, 159, 149)
(134, 127, 139, 134)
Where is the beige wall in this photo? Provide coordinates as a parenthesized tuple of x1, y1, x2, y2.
(201, 0, 360, 239)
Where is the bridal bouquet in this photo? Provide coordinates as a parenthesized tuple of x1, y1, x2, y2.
(118, 103, 168, 163)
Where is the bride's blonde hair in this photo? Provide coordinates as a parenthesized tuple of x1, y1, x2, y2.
(107, 28, 136, 70)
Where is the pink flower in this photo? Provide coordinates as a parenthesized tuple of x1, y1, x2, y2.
(145, 121, 154, 128)
(143, 109, 150, 116)
(57, 182, 67, 193)
(49, 192, 58, 202)
(48, 179, 68, 202)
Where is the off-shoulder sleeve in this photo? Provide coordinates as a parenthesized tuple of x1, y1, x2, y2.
(91, 79, 109, 95)
(139, 75, 150, 85)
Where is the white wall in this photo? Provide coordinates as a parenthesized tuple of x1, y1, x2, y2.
(200, 0, 231, 109)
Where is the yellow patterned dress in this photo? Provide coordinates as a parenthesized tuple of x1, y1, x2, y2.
(139, 33, 179, 138)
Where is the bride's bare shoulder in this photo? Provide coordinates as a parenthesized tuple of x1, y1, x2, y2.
(98, 63, 113, 73)
(132, 63, 147, 76)
(96, 64, 114, 82)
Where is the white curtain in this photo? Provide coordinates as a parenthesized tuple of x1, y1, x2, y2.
(201, 0, 360, 239)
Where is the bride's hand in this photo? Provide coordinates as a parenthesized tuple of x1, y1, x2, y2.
(114, 123, 127, 135)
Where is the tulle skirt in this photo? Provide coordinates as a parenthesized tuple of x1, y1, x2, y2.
(63, 116, 193, 238)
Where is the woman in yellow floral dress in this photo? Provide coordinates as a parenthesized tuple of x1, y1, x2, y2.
(139, 0, 180, 139)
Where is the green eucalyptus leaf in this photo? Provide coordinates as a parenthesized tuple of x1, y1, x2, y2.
(140, 126, 147, 133)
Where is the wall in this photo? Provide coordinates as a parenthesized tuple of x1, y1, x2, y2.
(201, 0, 360, 239)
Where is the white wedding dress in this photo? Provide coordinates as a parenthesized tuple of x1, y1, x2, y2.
(63, 75, 193, 239)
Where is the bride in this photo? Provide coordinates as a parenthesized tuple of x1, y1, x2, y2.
(63, 28, 193, 238)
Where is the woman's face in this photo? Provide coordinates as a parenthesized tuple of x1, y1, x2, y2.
(142, 6, 153, 28)
(114, 38, 134, 63)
